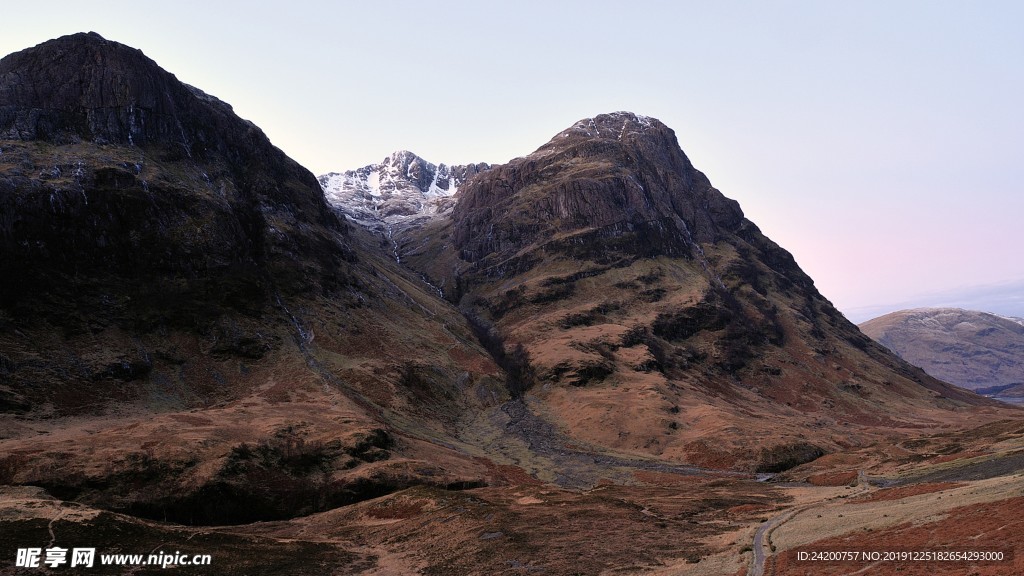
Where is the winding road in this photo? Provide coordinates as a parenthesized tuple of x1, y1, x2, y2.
(749, 508, 801, 576)
(748, 470, 873, 576)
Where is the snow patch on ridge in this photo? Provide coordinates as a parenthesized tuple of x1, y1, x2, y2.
(557, 112, 659, 141)
(318, 152, 489, 235)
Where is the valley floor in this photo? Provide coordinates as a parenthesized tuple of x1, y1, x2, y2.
(3, 419, 1023, 575)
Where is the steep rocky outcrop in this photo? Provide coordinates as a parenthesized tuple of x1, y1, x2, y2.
(0, 31, 336, 225)
(449, 113, 814, 292)
(861, 308, 1024, 392)
(0, 32, 365, 410)
(0, 32, 351, 314)
(454, 114, 742, 262)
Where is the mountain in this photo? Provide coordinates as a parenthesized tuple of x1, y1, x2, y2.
(860, 308, 1024, 395)
(318, 151, 489, 237)
(392, 112, 993, 469)
(0, 31, 356, 411)
(0, 32, 502, 524)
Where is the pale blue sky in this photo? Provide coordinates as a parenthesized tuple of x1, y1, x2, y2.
(3, 1, 1022, 321)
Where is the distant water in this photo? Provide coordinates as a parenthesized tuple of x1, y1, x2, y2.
(989, 396, 1024, 406)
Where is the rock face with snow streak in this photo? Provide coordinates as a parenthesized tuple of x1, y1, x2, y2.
(318, 151, 490, 233)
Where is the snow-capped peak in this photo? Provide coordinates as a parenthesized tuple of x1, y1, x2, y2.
(318, 152, 490, 233)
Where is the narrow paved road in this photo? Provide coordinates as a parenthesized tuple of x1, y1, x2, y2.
(748, 470, 873, 576)
(749, 509, 797, 576)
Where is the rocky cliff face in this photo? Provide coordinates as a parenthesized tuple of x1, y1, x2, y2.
(0, 31, 333, 221)
(0, 32, 350, 313)
(454, 114, 741, 261)
(450, 113, 813, 291)
(861, 308, 1024, 392)
(3, 32, 293, 160)
(0, 32, 367, 411)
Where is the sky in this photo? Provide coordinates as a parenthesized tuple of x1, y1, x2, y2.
(3, 1, 1022, 322)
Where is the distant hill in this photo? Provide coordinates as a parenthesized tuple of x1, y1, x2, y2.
(860, 308, 1024, 392)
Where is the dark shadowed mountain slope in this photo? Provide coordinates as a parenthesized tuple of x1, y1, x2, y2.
(0, 32, 355, 410)
(861, 308, 1024, 394)
(0, 32, 353, 317)
(0, 33, 506, 525)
